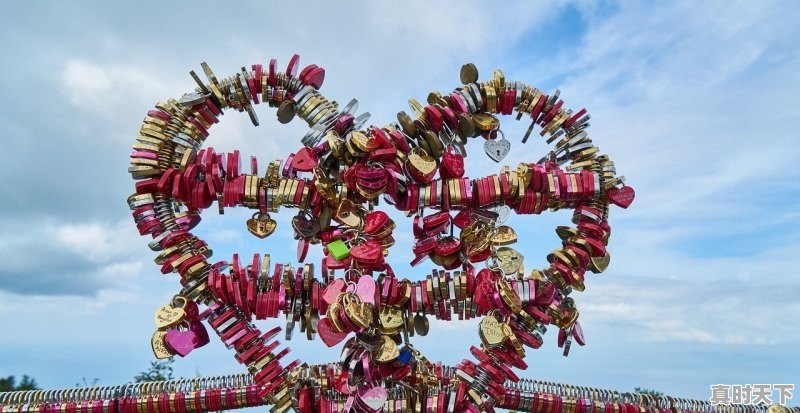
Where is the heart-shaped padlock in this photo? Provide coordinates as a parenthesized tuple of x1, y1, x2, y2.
(484, 130, 511, 162)
(317, 317, 349, 347)
(607, 185, 635, 208)
(406, 148, 437, 183)
(343, 296, 373, 331)
(164, 325, 199, 357)
(154, 296, 187, 329)
(246, 212, 277, 239)
(440, 145, 465, 178)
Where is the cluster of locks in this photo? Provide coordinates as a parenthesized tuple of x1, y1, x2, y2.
(128, 54, 633, 412)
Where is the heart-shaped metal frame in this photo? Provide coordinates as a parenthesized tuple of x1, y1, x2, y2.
(127, 54, 631, 412)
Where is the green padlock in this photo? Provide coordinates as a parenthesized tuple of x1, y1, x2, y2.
(328, 239, 350, 261)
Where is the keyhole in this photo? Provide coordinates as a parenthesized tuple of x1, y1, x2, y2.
(496, 149, 501, 156)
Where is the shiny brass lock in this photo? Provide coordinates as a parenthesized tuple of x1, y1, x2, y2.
(407, 148, 437, 182)
(378, 306, 405, 335)
(335, 199, 363, 228)
(344, 296, 372, 330)
(372, 335, 400, 363)
(478, 313, 504, 348)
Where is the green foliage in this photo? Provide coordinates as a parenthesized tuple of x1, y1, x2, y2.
(76, 378, 100, 387)
(134, 358, 175, 383)
(635, 387, 664, 397)
(0, 375, 39, 391)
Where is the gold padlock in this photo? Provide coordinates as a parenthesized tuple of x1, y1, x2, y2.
(335, 199, 363, 228)
(344, 294, 372, 330)
(478, 313, 504, 348)
(378, 306, 405, 335)
(372, 335, 400, 363)
(151, 330, 173, 359)
(407, 148, 437, 181)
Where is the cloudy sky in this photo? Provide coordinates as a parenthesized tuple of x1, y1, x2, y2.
(1, 0, 798, 404)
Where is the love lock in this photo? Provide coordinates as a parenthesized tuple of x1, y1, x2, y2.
(246, 212, 276, 239)
(484, 129, 511, 163)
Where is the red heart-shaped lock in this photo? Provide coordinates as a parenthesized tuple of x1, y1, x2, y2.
(370, 126, 393, 149)
(334, 114, 354, 133)
(411, 235, 437, 255)
(291, 147, 318, 172)
(325, 254, 351, 270)
(434, 237, 461, 256)
(356, 165, 386, 181)
(424, 105, 445, 132)
(558, 328, 568, 348)
(606, 185, 635, 209)
(441, 147, 465, 178)
(473, 269, 500, 311)
(369, 148, 397, 163)
(364, 211, 390, 235)
(343, 163, 361, 190)
(388, 130, 411, 153)
(452, 209, 473, 229)
(572, 321, 585, 346)
(350, 240, 383, 265)
(318, 318, 348, 347)
(422, 211, 451, 229)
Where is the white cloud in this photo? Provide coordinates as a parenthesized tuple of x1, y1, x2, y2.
(499, 0, 800, 350)
(55, 221, 141, 263)
(544, 1, 800, 225)
(61, 58, 178, 116)
(0, 218, 152, 296)
(579, 275, 800, 346)
(62, 59, 113, 104)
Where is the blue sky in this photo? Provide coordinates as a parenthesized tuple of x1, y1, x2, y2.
(0, 0, 798, 404)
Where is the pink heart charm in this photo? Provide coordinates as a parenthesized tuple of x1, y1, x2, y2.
(164, 329, 199, 357)
(607, 185, 635, 209)
(317, 318, 348, 347)
(322, 278, 346, 305)
(357, 386, 388, 412)
(356, 275, 376, 304)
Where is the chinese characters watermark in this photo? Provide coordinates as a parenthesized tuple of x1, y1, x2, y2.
(710, 384, 794, 406)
